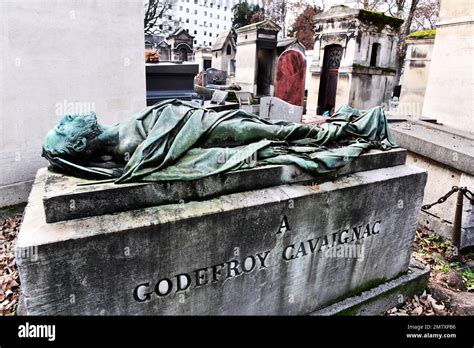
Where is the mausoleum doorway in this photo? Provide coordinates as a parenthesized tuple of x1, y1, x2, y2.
(317, 44, 343, 115)
(180, 48, 188, 61)
(257, 48, 273, 96)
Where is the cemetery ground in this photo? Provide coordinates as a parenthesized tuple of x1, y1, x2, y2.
(1, 207, 473, 316)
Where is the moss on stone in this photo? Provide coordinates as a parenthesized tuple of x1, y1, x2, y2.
(358, 9, 404, 31)
(325, 277, 388, 312)
(336, 269, 429, 316)
(407, 29, 436, 39)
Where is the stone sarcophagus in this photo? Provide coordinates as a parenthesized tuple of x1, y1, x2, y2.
(16, 149, 427, 315)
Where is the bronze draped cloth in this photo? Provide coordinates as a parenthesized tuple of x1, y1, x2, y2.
(46, 99, 397, 183)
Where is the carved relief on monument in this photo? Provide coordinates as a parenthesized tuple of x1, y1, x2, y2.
(320, 33, 347, 49)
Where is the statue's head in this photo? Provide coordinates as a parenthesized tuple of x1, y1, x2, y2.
(42, 111, 102, 162)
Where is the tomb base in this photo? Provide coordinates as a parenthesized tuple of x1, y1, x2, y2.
(17, 150, 427, 315)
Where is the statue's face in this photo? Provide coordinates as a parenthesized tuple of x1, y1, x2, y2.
(44, 112, 101, 157)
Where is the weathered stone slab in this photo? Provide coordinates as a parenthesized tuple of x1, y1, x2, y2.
(311, 259, 430, 315)
(390, 121, 474, 175)
(43, 149, 407, 223)
(210, 90, 228, 105)
(17, 162, 426, 315)
(259, 96, 303, 123)
(234, 91, 253, 105)
(391, 122, 474, 249)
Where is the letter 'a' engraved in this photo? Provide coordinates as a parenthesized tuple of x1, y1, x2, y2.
(277, 215, 291, 234)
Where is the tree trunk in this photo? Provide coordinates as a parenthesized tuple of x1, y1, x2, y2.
(395, 0, 420, 86)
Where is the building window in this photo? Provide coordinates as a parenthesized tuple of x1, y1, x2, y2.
(210, 23, 212, 27)
(217, 15, 219, 19)
(209, 42, 212, 46)
(194, 0, 198, 3)
(226, 44, 231, 55)
(224, 16, 226, 20)
(217, 24, 219, 29)
(217, 5, 220, 9)
(186, 18, 189, 23)
(159, 24, 163, 29)
(194, 30, 197, 34)
(210, 13, 212, 18)
(179, 6, 183, 10)
(204, 31, 207, 35)
(186, 8, 189, 13)
(194, 10, 197, 14)
(204, 11, 207, 16)
(370, 43, 381, 67)
(209, 32, 212, 36)
(194, 40, 197, 44)
(224, 7, 227, 11)
(194, 20, 197, 24)
(168, 4, 172, 9)
(168, 16, 172, 20)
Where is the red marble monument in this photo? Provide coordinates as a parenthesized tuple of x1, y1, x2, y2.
(275, 49, 306, 107)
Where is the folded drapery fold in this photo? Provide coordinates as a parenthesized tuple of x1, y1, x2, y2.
(47, 99, 397, 183)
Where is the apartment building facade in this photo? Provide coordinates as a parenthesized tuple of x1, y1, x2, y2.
(155, 0, 260, 48)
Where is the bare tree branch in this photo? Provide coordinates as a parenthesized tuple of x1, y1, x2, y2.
(144, 0, 171, 34)
(361, 0, 439, 85)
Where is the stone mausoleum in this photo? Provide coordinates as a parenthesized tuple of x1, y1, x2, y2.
(422, 0, 474, 133)
(398, 30, 436, 116)
(307, 6, 403, 115)
(235, 20, 281, 96)
(390, 0, 474, 249)
(145, 33, 172, 61)
(194, 47, 212, 72)
(211, 30, 236, 76)
(167, 28, 194, 61)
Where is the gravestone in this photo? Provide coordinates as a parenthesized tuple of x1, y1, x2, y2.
(235, 91, 252, 105)
(210, 90, 228, 105)
(16, 149, 428, 315)
(235, 20, 280, 95)
(260, 96, 303, 123)
(235, 91, 259, 114)
(275, 49, 306, 107)
(204, 68, 227, 87)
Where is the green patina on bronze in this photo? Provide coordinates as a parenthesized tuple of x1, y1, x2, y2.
(42, 99, 397, 183)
